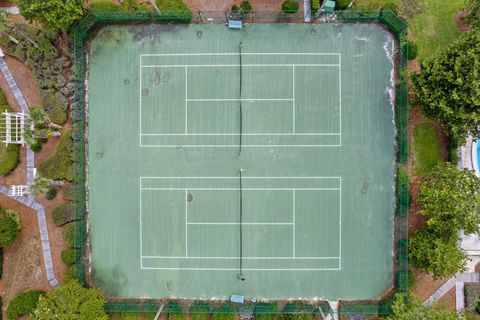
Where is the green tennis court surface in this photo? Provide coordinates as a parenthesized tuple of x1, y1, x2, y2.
(87, 23, 396, 301)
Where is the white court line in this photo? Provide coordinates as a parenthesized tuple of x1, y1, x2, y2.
(142, 256, 340, 259)
(186, 98, 293, 101)
(139, 179, 143, 268)
(140, 176, 341, 179)
(185, 66, 188, 134)
(339, 178, 342, 269)
(293, 189, 296, 257)
(141, 188, 340, 191)
(185, 189, 188, 257)
(139, 56, 142, 147)
(140, 144, 341, 147)
(141, 52, 340, 57)
(186, 222, 294, 225)
(141, 133, 340, 136)
(141, 267, 341, 271)
(339, 54, 342, 147)
(141, 64, 339, 68)
(292, 66, 295, 133)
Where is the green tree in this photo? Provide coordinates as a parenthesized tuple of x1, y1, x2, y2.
(388, 293, 464, 320)
(16, 0, 84, 30)
(409, 228, 468, 278)
(419, 162, 480, 235)
(32, 280, 108, 320)
(0, 206, 20, 247)
(413, 28, 480, 144)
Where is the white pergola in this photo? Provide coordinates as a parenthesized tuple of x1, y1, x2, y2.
(9, 185, 29, 196)
(0, 110, 27, 145)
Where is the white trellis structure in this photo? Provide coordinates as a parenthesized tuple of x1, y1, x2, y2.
(0, 109, 28, 145)
(9, 184, 29, 196)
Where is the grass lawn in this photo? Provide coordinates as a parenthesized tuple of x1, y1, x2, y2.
(407, 0, 465, 61)
(353, 0, 465, 61)
(413, 123, 442, 176)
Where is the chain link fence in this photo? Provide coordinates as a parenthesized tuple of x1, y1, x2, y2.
(73, 10, 408, 317)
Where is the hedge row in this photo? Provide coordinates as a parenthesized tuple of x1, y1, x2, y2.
(38, 129, 72, 181)
(52, 204, 74, 226)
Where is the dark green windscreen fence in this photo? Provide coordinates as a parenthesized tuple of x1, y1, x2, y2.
(73, 10, 408, 317)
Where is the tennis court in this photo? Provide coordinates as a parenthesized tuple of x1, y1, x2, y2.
(87, 23, 396, 301)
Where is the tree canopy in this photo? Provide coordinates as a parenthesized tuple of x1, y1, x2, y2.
(409, 228, 468, 278)
(419, 162, 480, 235)
(413, 28, 480, 144)
(0, 206, 20, 247)
(388, 294, 464, 320)
(16, 0, 84, 30)
(32, 280, 108, 320)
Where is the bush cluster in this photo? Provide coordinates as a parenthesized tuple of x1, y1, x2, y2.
(335, 0, 350, 10)
(406, 40, 418, 60)
(52, 204, 74, 226)
(62, 183, 74, 201)
(0, 144, 20, 176)
(282, 0, 299, 13)
(311, 0, 322, 11)
(6, 290, 45, 320)
(64, 223, 75, 247)
(465, 283, 480, 313)
(89, 0, 150, 12)
(0, 207, 20, 247)
(38, 130, 72, 181)
(61, 248, 80, 265)
(0, 24, 70, 127)
(45, 188, 57, 200)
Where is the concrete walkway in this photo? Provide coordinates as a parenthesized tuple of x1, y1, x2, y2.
(423, 273, 480, 313)
(0, 56, 59, 288)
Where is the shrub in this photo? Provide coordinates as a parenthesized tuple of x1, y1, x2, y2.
(52, 204, 74, 226)
(45, 188, 57, 200)
(61, 248, 79, 265)
(335, 0, 350, 10)
(282, 0, 299, 13)
(38, 130, 72, 181)
(155, 0, 191, 15)
(231, 4, 239, 12)
(7, 290, 46, 320)
(43, 98, 67, 126)
(63, 265, 75, 282)
(89, 0, 121, 12)
(406, 40, 418, 60)
(0, 208, 20, 247)
(0, 144, 20, 176)
(311, 0, 321, 11)
(62, 183, 74, 201)
(0, 247, 3, 279)
(240, 1, 252, 12)
(381, 3, 399, 15)
(63, 223, 75, 247)
(30, 141, 42, 152)
(465, 283, 480, 313)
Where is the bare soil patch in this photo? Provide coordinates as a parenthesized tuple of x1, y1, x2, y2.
(436, 286, 456, 310)
(455, 10, 472, 32)
(411, 269, 451, 301)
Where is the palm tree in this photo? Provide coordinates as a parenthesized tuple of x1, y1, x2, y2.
(29, 175, 52, 197)
(29, 107, 62, 130)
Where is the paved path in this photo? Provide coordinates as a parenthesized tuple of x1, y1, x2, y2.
(0, 56, 59, 288)
(423, 273, 480, 313)
(303, 0, 311, 22)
